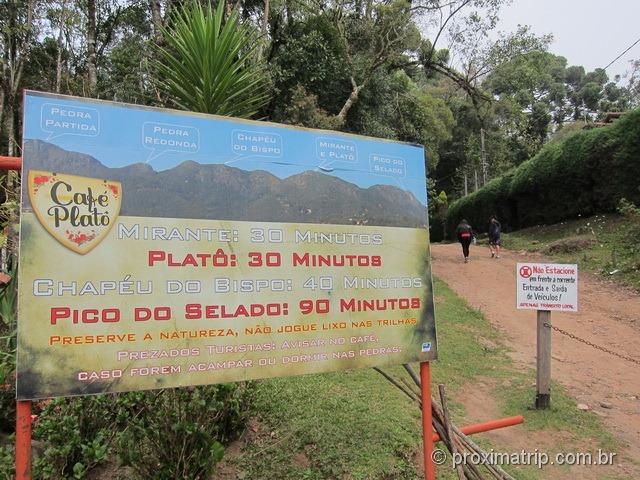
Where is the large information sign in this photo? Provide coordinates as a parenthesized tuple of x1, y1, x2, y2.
(17, 91, 436, 399)
(516, 263, 578, 312)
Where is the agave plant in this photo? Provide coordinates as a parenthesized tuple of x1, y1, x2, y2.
(154, 1, 269, 118)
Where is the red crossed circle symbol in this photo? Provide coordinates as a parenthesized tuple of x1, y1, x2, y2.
(519, 266, 532, 278)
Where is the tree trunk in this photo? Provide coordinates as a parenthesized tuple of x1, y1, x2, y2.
(285, 0, 292, 25)
(86, 0, 98, 94)
(0, 76, 5, 139)
(263, 0, 270, 36)
(336, 79, 363, 123)
(56, 33, 64, 93)
(56, 0, 67, 93)
(2, 0, 36, 154)
(5, 98, 15, 157)
(364, 0, 373, 19)
(149, 0, 163, 38)
(355, 0, 363, 18)
(258, 0, 270, 58)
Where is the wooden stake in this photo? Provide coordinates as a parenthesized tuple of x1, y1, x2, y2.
(439, 384, 466, 479)
(536, 310, 551, 409)
(403, 364, 520, 478)
(373, 367, 421, 407)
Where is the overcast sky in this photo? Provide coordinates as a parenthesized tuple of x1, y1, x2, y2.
(496, 0, 640, 81)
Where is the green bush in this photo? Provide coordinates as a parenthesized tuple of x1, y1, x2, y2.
(0, 387, 15, 435)
(0, 444, 14, 479)
(31, 383, 253, 479)
(617, 198, 640, 219)
(446, 109, 640, 233)
(118, 383, 253, 480)
(33, 395, 118, 479)
(446, 171, 516, 236)
(428, 190, 449, 242)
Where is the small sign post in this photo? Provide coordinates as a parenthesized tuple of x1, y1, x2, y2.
(516, 263, 578, 409)
(536, 310, 552, 409)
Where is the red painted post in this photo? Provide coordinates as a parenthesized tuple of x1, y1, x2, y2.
(0, 156, 22, 170)
(420, 362, 436, 480)
(16, 400, 32, 480)
(4, 155, 26, 475)
(432, 415, 525, 442)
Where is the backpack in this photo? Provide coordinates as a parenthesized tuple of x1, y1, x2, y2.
(458, 224, 472, 239)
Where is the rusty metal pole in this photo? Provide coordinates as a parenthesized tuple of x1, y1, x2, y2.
(420, 362, 436, 480)
(4, 157, 29, 477)
(16, 400, 32, 480)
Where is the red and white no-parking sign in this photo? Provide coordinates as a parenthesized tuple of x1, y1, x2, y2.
(519, 265, 533, 278)
(516, 263, 578, 312)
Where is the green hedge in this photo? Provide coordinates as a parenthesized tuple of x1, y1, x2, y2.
(446, 108, 640, 235)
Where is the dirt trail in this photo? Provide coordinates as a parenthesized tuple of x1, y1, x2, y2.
(431, 243, 640, 471)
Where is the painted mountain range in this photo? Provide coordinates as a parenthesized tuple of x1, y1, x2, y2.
(23, 139, 428, 228)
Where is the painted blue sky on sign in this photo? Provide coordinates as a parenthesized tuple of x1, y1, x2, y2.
(24, 92, 429, 205)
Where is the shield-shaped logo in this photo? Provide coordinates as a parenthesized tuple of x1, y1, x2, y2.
(28, 170, 122, 254)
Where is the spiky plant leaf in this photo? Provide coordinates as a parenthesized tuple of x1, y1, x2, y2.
(155, 1, 269, 118)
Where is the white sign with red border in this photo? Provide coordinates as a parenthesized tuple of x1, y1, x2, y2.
(516, 263, 578, 312)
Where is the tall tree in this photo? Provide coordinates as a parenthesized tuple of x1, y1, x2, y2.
(85, 0, 97, 93)
(0, 0, 38, 155)
(334, 0, 420, 123)
(149, 0, 163, 38)
(52, 0, 68, 93)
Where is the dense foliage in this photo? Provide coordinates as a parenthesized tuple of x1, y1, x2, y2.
(446, 109, 640, 234)
(3, 0, 637, 179)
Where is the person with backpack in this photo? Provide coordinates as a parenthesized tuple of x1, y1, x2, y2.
(488, 215, 502, 258)
(456, 219, 474, 263)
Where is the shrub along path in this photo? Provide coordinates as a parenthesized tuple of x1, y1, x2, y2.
(431, 243, 640, 470)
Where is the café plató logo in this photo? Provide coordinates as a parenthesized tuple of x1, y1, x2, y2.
(28, 170, 121, 254)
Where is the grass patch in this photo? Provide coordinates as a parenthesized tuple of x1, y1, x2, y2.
(243, 368, 421, 480)
(503, 213, 640, 290)
(226, 278, 624, 479)
(501, 377, 619, 450)
(430, 279, 511, 391)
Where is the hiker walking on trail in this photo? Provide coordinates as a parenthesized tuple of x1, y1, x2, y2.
(456, 219, 474, 263)
(488, 215, 502, 258)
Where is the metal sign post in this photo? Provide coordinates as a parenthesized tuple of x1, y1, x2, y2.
(0, 157, 31, 479)
(16, 400, 32, 479)
(420, 362, 436, 480)
(516, 263, 578, 410)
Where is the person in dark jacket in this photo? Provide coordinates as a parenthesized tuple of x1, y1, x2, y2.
(488, 215, 502, 258)
(456, 219, 474, 263)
